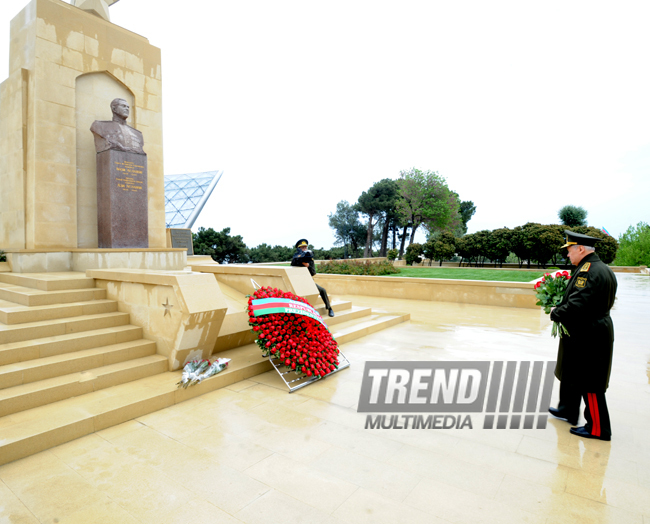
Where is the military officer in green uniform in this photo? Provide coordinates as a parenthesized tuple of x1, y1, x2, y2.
(548, 231, 617, 440)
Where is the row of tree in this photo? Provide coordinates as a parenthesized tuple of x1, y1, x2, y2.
(192, 227, 345, 264)
(328, 168, 476, 259)
(192, 220, 623, 268)
(406, 223, 619, 268)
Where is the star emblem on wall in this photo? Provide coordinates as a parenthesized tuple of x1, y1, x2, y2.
(162, 297, 174, 317)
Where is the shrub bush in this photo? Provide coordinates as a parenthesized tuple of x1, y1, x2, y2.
(317, 260, 401, 276)
(404, 243, 424, 266)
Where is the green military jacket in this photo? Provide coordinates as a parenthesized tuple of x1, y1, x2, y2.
(550, 252, 617, 391)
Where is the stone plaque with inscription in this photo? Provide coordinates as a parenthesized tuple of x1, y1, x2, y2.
(96, 150, 148, 248)
(167, 228, 194, 256)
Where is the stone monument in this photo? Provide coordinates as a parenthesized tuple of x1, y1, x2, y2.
(0, 0, 165, 250)
(91, 98, 148, 248)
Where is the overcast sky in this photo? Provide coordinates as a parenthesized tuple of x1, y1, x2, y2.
(2, 0, 649, 249)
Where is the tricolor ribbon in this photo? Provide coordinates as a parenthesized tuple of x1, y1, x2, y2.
(251, 298, 328, 327)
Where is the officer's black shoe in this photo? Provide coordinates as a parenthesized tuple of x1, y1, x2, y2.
(328, 308, 335, 317)
(570, 426, 611, 441)
(548, 407, 578, 425)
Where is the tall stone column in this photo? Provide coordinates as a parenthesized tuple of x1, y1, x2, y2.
(0, 0, 165, 249)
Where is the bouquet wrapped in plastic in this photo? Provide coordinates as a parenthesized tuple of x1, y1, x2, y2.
(176, 358, 230, 388)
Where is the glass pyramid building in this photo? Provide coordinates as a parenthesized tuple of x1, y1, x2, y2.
(164, 171, 223, 228)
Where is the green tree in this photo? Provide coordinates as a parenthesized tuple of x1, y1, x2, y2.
(312, 246, 345, 260)
(328, 200, 366, 258)
(422, 238, 436, 265)
(483, 227, 512, 267)
(423, 231, 456, 266)
(569, 226, 618, 264)
(248, 244, 294, 263)
(510, 223, 537, 268)
(396, 168, 458, 255)
(456, 233, 481, 267)
(192, 227, 249, 264)
(404, 243, 424, 266)
(357, 179, 400, 258)
(558, 205, 588, 227)
(509, 223, 564, 268)
(528, 224, 564, 268)
(471, 230, 492, 266)
(456, 198, 477, 236)
(613, 222, 650, 266)
(376, 179, 400, 257)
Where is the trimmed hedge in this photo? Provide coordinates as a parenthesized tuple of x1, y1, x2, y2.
(317, 260, 401, 276)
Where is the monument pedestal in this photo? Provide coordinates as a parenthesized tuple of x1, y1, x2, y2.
(97, 150, 148, 248)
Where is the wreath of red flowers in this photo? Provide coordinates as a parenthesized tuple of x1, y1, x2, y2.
(247, 286, 340, 377)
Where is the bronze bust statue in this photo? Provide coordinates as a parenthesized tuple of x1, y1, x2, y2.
(90, 98, 145, 155)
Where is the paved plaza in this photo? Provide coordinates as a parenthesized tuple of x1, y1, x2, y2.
(0, 273, 648, 524)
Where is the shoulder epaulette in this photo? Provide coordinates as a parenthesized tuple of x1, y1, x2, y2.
(580, 262, 591, 272)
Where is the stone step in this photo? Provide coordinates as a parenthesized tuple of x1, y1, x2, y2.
(0, 299, 117, 325)
(0, 338, 157, 390)
(0, 272, 96, 291)
(0, 354, 168, 418)
(0, 312, 131, 345)
(323, 305, 372, 327)
(315, 300, 353, 314)
(0, 282, 106, 307)
(331, 311, 411, 345)
(0, 346, 272, 466)
(0, 305, 409, 466)
(0, 325, 144, 367)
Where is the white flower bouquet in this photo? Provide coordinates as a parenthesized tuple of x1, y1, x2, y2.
(176, 358, 230, 388)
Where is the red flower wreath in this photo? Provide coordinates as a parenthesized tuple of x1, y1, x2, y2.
(247, 286, 340, 377)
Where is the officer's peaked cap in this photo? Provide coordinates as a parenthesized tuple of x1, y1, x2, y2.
(561, 230, 602, 249)
(295, 239, 309, 248)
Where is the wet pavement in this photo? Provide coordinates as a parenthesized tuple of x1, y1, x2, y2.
(0, 274, 648, 524)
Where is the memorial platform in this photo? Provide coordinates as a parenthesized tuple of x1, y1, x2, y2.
(0, 273, 647, 523)
(0, 267, 409, 467)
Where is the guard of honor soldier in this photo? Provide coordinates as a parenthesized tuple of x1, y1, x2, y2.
(549, 230, 617, 440)
(291, 239, 335, 318)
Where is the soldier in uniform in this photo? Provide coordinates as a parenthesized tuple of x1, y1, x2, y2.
(291, 239, 335, 317)
(548, 230, 617, 440)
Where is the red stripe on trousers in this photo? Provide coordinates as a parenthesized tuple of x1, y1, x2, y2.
(588, 393, 601, 437)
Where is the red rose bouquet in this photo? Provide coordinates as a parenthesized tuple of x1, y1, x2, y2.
(534, 271, 570, 337)
(247, 286, 340, 378)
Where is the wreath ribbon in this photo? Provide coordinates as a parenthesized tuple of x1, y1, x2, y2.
(250, 298, 327, 327)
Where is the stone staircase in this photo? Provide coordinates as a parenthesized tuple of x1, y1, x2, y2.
(0, 271, 409, 466)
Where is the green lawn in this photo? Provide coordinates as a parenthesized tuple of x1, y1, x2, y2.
(264, 263, 545, 282)
(393, 267, 545, 282)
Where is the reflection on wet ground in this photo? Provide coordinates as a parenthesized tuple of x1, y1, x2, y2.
(0, 274, 648, 523)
